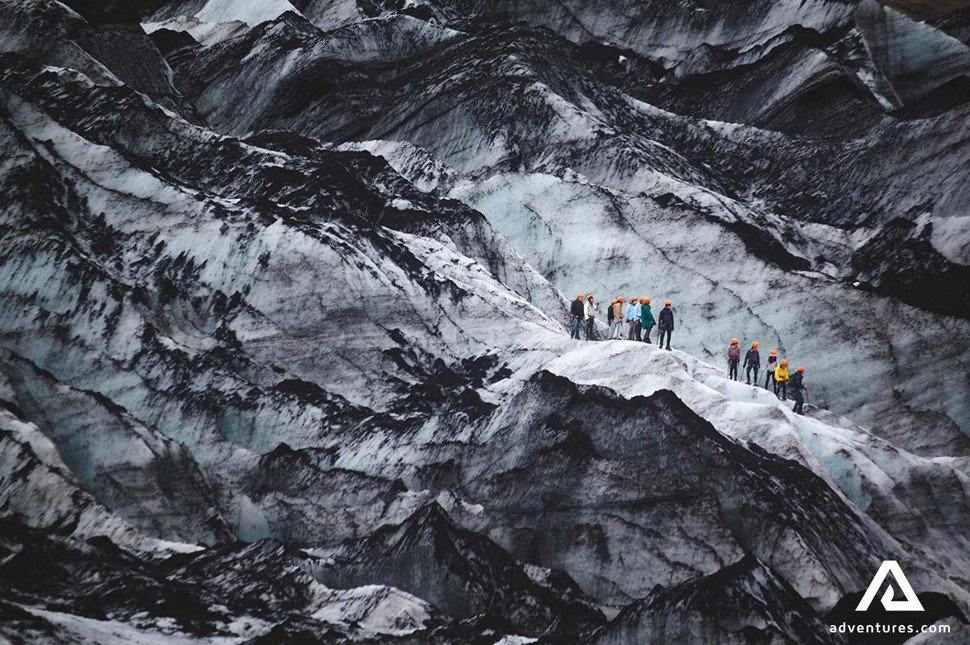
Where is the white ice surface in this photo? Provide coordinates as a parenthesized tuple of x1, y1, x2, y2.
(196, 0, 301, 27)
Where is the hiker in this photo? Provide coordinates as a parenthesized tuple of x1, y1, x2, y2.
(570, 293, 584, 339)
(764, 349, 778, 389)
(727, 338, 741, 381)
(626, 297, 640, 340)
(743, 342, 760, 385)
(633, 297, 645, 341)
(607, 298, 615, 329)
(657, 300, 674, 350)
(790, 365, 807, 414)
(609, 297, 625, 339)
(774, 358, 790, 400)
(640, 297, 655, 344)
(584, 294, 597, 340)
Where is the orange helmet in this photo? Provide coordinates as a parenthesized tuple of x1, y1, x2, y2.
(769, 349, 777, 356)
(617, 296, 624, 302)
(751, 341, 758, 348)
(780, 359, 788, 366)
(631, 297, 639, 302)
(664, 300, 671, 306)
(797, 366, 805, 373)
(587, 294, 593, 300)
(576, 293, 583, 299)
(643, 297, 650, 304)
(730, 338, 738, 344)
(610, 299, 616, 304)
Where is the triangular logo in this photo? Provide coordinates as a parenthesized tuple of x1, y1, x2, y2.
(856, 561, 924, 612)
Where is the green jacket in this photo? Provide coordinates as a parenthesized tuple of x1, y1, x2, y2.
(640, 303, 655, 327)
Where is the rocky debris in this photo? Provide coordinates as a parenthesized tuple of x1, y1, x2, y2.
(594, 555, 843, 645)
(314, 503, 606, 639)
(0, 515, 483, 643)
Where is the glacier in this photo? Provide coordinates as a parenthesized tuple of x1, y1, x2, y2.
(1, 0, 968, 643)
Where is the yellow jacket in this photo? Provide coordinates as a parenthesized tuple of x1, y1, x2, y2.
(774, 365, 789, 382)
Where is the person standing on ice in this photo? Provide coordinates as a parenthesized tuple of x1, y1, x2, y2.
(584, 294, 597, 340)
(658, 300, 674, 350)
(610, 297, 625, 339)
(640, 297, 655, 344)
(790, 365, 807, 414)
(607, 298, 615, 329)
(774, 358, 790, 400)
(727, 338, 741, 380)
(764, 349, 778, 389)
(743, 342, 760, 385)
(634, 296, 647, 341)
(570, 293, 584, 339)
(625, 297, 640, 340)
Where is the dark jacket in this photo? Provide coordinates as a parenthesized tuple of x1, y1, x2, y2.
(744, 349, 760, 367)
(790, 372, 804, 391)
(607, 305, 614, 323)
(611, 302, 624, 320)
(658, 306, 674, 330)
(570, 299, 584, 318)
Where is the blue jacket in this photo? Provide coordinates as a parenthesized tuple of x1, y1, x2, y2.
(624, 303, 638, 321)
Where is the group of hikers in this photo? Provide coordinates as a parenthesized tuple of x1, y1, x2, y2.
(726, 338, 808, 414)
(569, 293, 810, 415)
(570, 293, 676, 349)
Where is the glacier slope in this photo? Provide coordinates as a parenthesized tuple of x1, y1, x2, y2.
(1, 1, 968, 641)
(545, 340, 970, 597)
(161, 10, 970, 454)
(0, 53, 566, 548)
